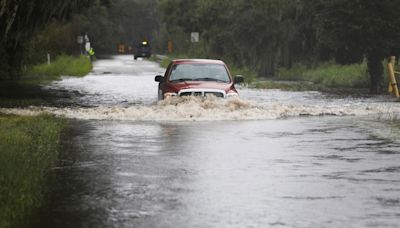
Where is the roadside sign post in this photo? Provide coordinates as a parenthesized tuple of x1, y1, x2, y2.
(190, 32, 199, 55)
(190, 32, 199, 43)
(84, 33, 90, 56)
(77, 36, 84, 54)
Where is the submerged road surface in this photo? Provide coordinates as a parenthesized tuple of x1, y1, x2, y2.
(32, 56, 400, 228)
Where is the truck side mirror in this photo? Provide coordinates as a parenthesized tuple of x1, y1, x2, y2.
(234, 75, 244, 84)
(155, 75, 165, 82)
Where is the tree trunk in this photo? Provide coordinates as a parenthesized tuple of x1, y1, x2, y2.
(0, 42, 11, 79)
(367, 55, 383, 94)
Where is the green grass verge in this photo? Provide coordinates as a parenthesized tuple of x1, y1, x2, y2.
(276, 61, 369, 88)
(0, 114, 65, 228)
(254, 80, 323, 91)
(149, 55, 171, 69)
(23, 54, 92, 84)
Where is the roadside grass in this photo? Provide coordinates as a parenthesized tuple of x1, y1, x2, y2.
(228, 64, 258, 84)
(23, 54, 92, 84)
(0, 114, 65, 228)
(0, 98, 46, 108)
(275, 61, 369, 89)
(253, 80, 324, 91)
(149, 55, 171, 68)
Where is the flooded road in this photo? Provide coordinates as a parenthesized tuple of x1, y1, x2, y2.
(25, 56, 400, 227)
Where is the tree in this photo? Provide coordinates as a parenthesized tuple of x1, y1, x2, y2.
(0, 0, 88, 78)
(111, 0, 158, 47)
(159, 0, 311, 77)
(315, 0, 400, 93)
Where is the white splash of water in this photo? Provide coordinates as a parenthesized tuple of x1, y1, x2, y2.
(1, 96, 400, 121)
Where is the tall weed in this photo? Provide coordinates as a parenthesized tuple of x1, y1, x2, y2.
(0, 114, 65, 228)
(278, 62, 369, 88)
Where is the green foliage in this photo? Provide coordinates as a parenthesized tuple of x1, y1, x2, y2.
(82, 3, 115, 54)
(23, 16, 89, 66)
(111, 0, 158, 46)
(304, 63, 368, 88)
(276, 64, 308, 81)
(0, 0, 89, 78)
(159, 0, 400, 92)
(316, 0, 400, 62)
(1, 0, 159, 78)
(0, 114, 65, 228)
(24, 55, 92, 84)
(159, 0, 310, 77)
(314, 0, 400, 92)
(226, 62, 258, 84)
(2, 0, 399, 93)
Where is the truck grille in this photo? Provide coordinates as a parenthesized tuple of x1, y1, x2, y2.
(178, 89, 226, 98)
(180, 92, 203, 96)
(204, 92, 224, 98)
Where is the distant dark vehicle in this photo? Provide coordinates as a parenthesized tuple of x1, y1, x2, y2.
(155, 59, 244, 100)
(134, 41, 151, 60)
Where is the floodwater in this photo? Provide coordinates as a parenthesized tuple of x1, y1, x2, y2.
(15, 56, 400, 227)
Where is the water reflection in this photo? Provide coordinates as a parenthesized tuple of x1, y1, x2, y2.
(38, 117, 400, 228)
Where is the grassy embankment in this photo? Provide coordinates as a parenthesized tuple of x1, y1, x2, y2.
(0, 54, 92, 107)
(0, 55, 91, 227)
(151, 55, 375, 92)
(255, 62, 371, 92)
(0, 114, 65, 228)
(25, 54, 92, 83)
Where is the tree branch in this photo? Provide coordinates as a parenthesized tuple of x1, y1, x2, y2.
(5, 3, 19, 39)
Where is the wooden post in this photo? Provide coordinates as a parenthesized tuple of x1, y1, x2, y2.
(387, 56, 399, 98)
(167, 40, 173, 54)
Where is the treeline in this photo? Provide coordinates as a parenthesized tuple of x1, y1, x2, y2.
(2, 0, 400, 93)
(0, 0, 85, 78)
(0, 0, 157, 79)
(157, 0, 400, 93)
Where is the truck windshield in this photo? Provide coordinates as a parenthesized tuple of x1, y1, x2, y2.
(169, 64, 231, 83)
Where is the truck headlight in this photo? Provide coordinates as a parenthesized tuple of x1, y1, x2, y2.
(227, 91, 238, 97)
(164, 92, 177, 98)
